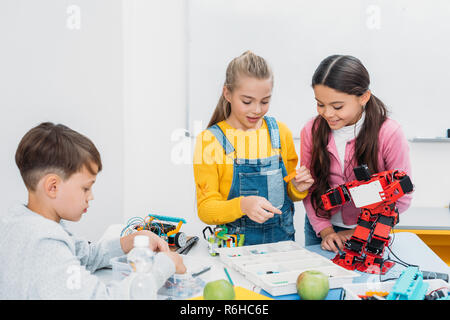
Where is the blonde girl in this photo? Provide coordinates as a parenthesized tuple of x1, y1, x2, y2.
(193, 51, 314, 245)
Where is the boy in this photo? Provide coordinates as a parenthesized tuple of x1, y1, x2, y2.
(0, 122, 186, 299)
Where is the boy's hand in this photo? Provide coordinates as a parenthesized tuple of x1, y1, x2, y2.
(291, 165, 314, 193)
(240, 196, 282, 224)
(120, 230, 169, 254)
(164, 251, 187, 274)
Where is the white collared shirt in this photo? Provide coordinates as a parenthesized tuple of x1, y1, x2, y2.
(330, 111, 365, 229)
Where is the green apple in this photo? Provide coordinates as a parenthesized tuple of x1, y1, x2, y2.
(296, 270, 329, 300)
(203, 279, 236, 300)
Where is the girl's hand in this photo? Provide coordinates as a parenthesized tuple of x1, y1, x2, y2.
(240, 196, 282, 224)
(320, 229, 353, 253)
(337, 229, 354, 241)
(291, 165, 314, 193)
(120, 230, 170, 254)
(320, 232, 345, 253)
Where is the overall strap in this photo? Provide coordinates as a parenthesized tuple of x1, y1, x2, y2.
(207, 124, 235, 155)
(264, 116, 281, 149)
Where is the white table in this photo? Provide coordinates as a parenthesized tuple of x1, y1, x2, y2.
(95, 224, 256, 290)
(94, 225, 449, 299)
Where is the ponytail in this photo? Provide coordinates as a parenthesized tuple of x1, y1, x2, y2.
(207, 51, 273, 128)
(207, 95, 231, 128)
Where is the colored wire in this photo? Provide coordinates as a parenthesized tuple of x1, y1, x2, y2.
(120, 216, 145, 236)
(428, 287, 449, 295)
(387, 229, 418, 268)
(379, 228, 419, 282)
(120, 214, 171, 238)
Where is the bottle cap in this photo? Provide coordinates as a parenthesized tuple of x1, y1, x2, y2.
(133, 235, 150, 248)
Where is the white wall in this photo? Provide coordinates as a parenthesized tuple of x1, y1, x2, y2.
(121, 0, 450, 247)
(0, 0, 124, 241)
(187, 0, 450, 141)
(1, 1, 449, 245)
(122, 0, 204, 237)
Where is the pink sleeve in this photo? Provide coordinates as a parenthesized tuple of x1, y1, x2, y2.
(300, 122, 333, 235)
(380, 123, 413, 214)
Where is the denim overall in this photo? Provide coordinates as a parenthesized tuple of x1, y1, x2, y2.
(207, 116, 295, 245)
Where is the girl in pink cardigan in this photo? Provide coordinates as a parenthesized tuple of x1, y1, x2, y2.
(301, 55, 412, 252)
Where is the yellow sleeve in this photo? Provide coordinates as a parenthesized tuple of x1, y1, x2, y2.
(193, 131, 244, 225)
(280, 122, 309, 201)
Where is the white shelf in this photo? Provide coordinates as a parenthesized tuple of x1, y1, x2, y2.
(396, 207, 450, 230)
(409, 137, 450, 143)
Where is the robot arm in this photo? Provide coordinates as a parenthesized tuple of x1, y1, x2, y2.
(321, 165, 413, 211)
(321, 164, 375, 211)
(321, 184, 352, 211)
(379, 170, 414, 204)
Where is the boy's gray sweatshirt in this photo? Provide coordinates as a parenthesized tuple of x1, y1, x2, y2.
(0, 203, 175, 299)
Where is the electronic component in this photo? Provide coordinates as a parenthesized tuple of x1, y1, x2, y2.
(421, 270, 449, 282)
(176, 236, 199, 255)
(425, 288, 450, 300)
(121, 214, 188, 248)
(202, 225, 245, 256)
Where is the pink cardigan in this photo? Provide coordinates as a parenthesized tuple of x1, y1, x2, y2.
(300, 117, 413, 236)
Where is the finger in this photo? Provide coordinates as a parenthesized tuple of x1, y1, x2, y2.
(333, 237, 345, 252)
(341, 233, 351, 243)
(321, 240, 331, 251)
(326, 237, 339, 253)
(260, 199, 282, 215)
(294, 167, 311, 178)
(257, 207, 274, 221)
(148, 233, 167, 251)
(247, 210, 266, 224)
(178, 263, 187, 274)
(295, 173, 312, 183)
(297, 168, 310, 175)
(158, 240, 170, 252)
(297, 165, 309, 173)
(251, 213, 266, 224)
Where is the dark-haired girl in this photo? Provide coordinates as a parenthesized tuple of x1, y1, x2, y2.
(300, 55, 412, 252)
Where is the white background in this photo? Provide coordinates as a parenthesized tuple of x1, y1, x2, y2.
(1, 0, 449, 245)
(188, 0, 450, 140)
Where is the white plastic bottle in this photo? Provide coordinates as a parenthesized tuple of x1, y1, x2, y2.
(127, 235, 157, 299)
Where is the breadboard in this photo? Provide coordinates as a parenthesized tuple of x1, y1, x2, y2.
(216, 241, 359, 296)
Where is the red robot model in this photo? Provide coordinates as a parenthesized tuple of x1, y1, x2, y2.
(321, 164, 414, 275)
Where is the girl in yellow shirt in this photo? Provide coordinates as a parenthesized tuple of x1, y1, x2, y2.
(193, 51, 314, 245)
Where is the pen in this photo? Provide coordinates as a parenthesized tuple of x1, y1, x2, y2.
(285, 140, 305, 183)
(223, 267, 234, 286)
(192, 266, 211, 278)
(283, 171, 296, 183)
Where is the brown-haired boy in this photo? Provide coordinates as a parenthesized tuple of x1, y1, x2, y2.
(0, 122, 185, 299)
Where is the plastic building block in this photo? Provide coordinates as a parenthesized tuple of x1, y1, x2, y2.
(386, 267, 429, 300)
